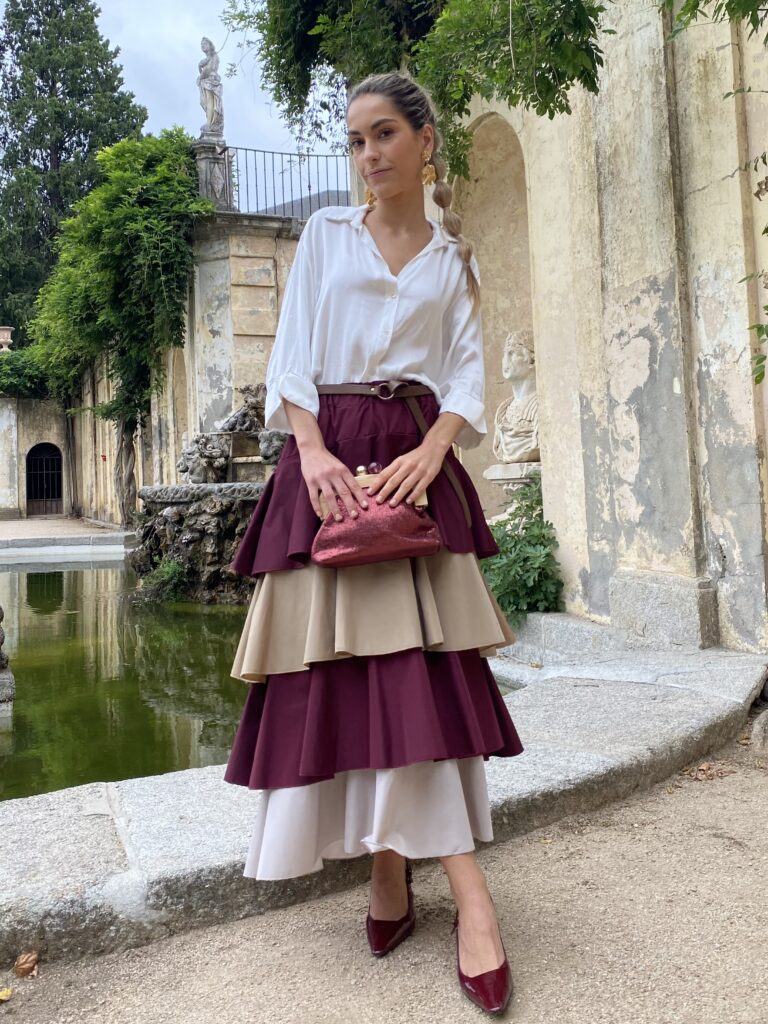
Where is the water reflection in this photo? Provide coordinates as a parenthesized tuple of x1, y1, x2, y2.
(25, 571, 64, 614)
(0, 567, 248, 801)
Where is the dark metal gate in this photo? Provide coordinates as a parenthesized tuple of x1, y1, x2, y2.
(26, 443, 63, 516)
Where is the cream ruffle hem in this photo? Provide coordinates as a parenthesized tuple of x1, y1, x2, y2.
(244, 756, 493, 880)
(232, 550, 514, 682)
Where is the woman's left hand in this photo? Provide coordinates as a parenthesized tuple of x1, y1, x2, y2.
(365, 440, 449, 508)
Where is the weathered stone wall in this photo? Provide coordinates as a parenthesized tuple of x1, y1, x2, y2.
(141, 213, 300, 496)
(74, 360, 148, 525)
(0, 398, 19, 519)
(0, 397, 70, 519)
(458, 0, 768, 649)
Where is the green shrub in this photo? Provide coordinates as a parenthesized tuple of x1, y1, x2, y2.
(481, 473, 563, 626)
(138, 558, 190, 602)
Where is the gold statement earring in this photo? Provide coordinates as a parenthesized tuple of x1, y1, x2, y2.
(421, 151, 437, 187)
(364, 188, 377, 207)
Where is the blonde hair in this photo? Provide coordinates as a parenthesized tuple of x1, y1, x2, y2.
(347, 72, 480, 313)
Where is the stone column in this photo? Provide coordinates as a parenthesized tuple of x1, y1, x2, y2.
(585, 3, 719, 648)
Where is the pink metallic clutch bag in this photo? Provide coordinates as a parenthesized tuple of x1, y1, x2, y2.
(310, 465, 442, 568)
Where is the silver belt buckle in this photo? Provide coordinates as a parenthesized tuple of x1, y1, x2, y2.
(373, 379, 406, 400)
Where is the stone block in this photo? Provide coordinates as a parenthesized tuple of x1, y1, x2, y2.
(230, 256, 275, 287)
(610, 569, 720, 648)
(231, 284, 277, 311)
(230, 233, 277, 259)
(232, 306, 278, 336)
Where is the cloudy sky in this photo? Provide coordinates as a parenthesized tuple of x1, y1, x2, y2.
(1, 0, 329, 155)
(97, 0, 306, 151)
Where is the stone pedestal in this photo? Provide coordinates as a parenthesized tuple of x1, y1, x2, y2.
(484, 462, 541, 496)
(191, 139, 233, 212)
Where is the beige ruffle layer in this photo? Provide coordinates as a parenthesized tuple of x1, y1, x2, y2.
(231, 550, 515, 682)
(244, 756, 493, 880)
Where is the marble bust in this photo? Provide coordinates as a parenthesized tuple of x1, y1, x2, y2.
(197, 37, 224, 139)
(492, 330, 540, 464)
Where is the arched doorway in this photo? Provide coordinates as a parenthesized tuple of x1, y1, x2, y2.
(26, 443, 63, 516)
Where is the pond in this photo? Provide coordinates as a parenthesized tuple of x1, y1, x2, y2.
(0, 565, 247, 802)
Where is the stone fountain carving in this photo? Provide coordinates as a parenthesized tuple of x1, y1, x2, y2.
(177, 434, 229, 484)
(484, 329, 542, 498)
(133, 385, 288, 602)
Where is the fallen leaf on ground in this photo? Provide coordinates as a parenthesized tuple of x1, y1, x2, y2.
(540, 837, 554, 844)
(0, 987, 12, 1003)
(13, 950, 39, 977)
(680, 762, 737, 781)
(737, 735, 752, 746)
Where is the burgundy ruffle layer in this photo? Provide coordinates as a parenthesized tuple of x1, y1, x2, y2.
(224, 647, 524, 790)
(231, 390, 499, 576)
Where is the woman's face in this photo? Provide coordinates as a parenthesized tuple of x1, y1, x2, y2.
(346, 93, 432, 203)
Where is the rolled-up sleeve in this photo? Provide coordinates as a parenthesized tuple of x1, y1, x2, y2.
(264, 215, 320, 433)
(437, 257, 487, 449)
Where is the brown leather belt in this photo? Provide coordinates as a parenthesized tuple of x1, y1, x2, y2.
(316, 380, 472, 527)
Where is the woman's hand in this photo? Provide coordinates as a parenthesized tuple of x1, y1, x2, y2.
(300, 444, 370, 521)
(365, 438, 449, 508)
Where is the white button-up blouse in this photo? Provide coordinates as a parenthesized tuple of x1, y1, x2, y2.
(264, 203, 487, 449)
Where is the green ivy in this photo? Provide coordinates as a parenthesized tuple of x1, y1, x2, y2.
(480, 473, 563, 626)
(19, 128, 213, 429)
(0, 345, 47, 399)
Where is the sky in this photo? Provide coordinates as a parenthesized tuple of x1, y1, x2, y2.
(0, 0, 323, 155)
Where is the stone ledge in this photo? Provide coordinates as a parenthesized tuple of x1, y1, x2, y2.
(0, 647, 764, 964)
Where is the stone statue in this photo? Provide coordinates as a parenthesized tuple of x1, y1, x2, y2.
(258, 429, 288, 465)
(177, 434, 229, 484)
(217, 384, 267, 434)
(197, 37, 224, 139)
(492, 330, 540, 464)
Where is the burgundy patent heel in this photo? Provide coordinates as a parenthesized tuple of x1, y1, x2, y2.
(453, 910, 514, 1016)
(366, 859, 415, 957)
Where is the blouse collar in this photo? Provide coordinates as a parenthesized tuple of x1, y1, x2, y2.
(325, 204, 453, 251)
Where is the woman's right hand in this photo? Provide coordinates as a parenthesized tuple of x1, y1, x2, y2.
(300, 444, 370, 521)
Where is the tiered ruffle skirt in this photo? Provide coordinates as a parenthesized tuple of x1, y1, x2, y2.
(225, 390, 524, 880)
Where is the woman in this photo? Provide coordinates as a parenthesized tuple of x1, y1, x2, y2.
(225, 71, 524, 1017)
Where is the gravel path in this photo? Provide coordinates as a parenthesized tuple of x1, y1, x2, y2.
(4, 719, 767, 1024)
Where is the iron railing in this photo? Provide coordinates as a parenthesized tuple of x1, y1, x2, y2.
(229, 147, 351, 218)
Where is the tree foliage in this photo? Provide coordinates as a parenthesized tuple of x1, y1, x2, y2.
(23, 129, 213, 430)
(0, 0, 146, 344)
(223, 0, 613, 175)
(661, 0, 768, 42)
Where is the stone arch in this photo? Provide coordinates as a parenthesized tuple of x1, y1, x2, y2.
(25, 442, 63, 516)
(452, 112, 534, 513)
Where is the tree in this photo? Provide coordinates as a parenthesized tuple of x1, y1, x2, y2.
(223, 0, 613, 176)
(0, 0, 147, 344)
